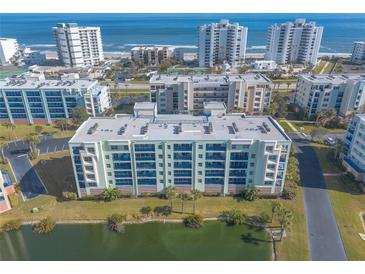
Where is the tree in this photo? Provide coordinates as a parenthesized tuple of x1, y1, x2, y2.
(271, 201, 283, 223)
(334, 139, 344, 160)
(25, 133, 40, 160)
(2, 122, 16, 140)
(103, 187, 120, 202)
(161, 205, 172, 220)
(71, 107, 89, 125)
(0, 143, 6, 164)
(269, 94, 288, 118)
(165, 186, 176, 210)
(315, 109, 337, 127)
(190, 189, 202, 214)
(55, 119, 67, 132)
(277, 207, 293, 241)
(178, 192, 191, 214)
(240, 187, 259, 201)
(140, 206, 153, 217)
(33, 216, 56, 234)
(34, 125, 43, 135)
(107, 213, 127, 232)
(184, 214, 203, 229)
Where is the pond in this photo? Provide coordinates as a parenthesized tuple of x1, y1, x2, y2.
(0, 221, 271, 261)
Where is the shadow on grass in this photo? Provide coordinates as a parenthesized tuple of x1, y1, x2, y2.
(240, 232, 271, 245)
(33, 155, 77, 201)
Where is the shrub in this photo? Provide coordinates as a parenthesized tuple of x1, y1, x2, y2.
(240, 187, 259, 201)
(281, 189, 296, 200)
(220, 209, 246, 225)
(78, 194, 102, 201)
(62, 191, 77, 201)
(107, 213, 127, 233)
(118, 192, 132, 198)
(1, 219, 22, 232)
(140, 206, 153, 217)
(184, 214, 204, 229)
(258, 193, 279, 199)
(103, 187, 120, 202)
(33, 217, 56, 234)
(202, 192, 221, 197)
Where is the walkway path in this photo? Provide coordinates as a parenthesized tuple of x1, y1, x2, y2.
(289, 132, 347, 260)
(284, 120, 298, 132)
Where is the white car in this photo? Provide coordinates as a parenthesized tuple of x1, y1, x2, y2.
(326, 137, 336, 145)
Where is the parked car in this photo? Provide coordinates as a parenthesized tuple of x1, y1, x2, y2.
(326, 136, 336, 145)
(10, 148, 30, 155)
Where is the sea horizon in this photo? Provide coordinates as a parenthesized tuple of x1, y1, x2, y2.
(1, 13, 365, 54)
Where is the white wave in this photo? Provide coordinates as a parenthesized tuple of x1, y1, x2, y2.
(27, 44, 56, 48)
(247, 45, 266, 50)
(124, 43, 197, 49)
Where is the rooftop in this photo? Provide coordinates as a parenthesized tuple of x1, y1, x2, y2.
(150, 73, 271, 85)
(299, 74, 365, 84)
(70, 111, 290, 144)
(0, 77, 100, 90)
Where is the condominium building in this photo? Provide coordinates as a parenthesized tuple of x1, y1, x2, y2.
(0, 38, 19, 65)
(351, 41, 365, 64)
(53, 23, 104, 67)
(23, 48, 47, 66)
(343, 114, 365, 183)
(198, 19, 248, 67)
(149, 74, 272, 114)
(265, 19, 323, 65)
(131, 46, 172, 66)
(0, 170, 15, 214)
(295, 74, 365, 117)
(69, 102, 291, 197)
(0, 77, 111, 124)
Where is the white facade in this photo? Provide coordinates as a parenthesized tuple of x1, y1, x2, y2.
(351, 42, 365, 65)
(53, 23, 104, 67)
(69, 102, 291, 197)
(295, 74, 365, 117)
(252, 60, 277, 70)
(131, 46, 172, 66)
(198, 19, 248, 67)
(150, 74, 272, 114)
(265, 19, 323, 65)
(0, 38, 18, 66)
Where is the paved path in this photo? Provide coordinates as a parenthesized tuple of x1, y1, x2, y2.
(289, 132, 347, 260)
(4, 136, 70, 199)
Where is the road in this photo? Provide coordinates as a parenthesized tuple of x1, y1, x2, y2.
(4, 136, 70, 199)
(289, 132, 347, 260)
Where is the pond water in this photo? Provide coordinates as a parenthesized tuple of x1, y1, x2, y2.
(0, 221, 271, 261)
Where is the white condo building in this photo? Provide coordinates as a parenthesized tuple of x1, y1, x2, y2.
(130, 46, 172, 66)
(69, 102, 291, 197)
(295, 74, 365, 117)
(198, 19, 248, 67)
(265, 19, 323, 65)
(53, 23, 104, 67)
(0, 76, 111, 124)
(351, 42, 365, 64)
(0, 38, 19, 66)
(149, 74, 272, 114)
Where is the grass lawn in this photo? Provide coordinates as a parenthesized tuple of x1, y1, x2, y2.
(314, 146, 365, 260)
(0, 150, 309, 260)
(127, 79, 149, 84)
(312, 60, 326, 74)
(290, 121, 345, 134)
(272, 79, 297, 84)
(323, 62, 336, 74)
(277, 120, 294, 133)
(0, 124, 75, 145)
(110, 89, 149, 100)
(114, 103, 135, 114)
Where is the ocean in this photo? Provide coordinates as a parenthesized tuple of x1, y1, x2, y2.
(0, 13, 364, 54)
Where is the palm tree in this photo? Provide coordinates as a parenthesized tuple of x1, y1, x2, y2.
(25, 133, 40, 159)
(271, 201, 283, 223)
(178, 192, 190, 214)
(277, 208, 293, 241)
(165, 186, 176, 210)
(191, 189, 202, 214)
(3, 122, 16, 140)
(0, 143, 6, 164)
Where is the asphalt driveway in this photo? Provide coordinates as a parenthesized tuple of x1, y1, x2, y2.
(289, 132, 347, 261)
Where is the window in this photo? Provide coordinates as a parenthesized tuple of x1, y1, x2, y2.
(198, 145, 203, 149)
(107, 172, 112, 176)
(198, 171, 202, 175)
(106, 164, 111, 168)
(105, 155, 110, 160)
